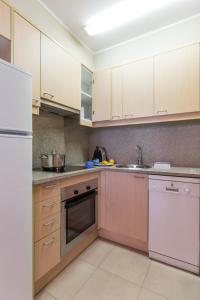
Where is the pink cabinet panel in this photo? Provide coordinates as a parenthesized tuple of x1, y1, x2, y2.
(99, 171, 148, 250)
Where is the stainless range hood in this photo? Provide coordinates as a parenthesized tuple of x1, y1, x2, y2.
(40, 98, 80, 117)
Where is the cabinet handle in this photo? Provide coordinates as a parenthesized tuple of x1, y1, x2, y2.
(124, 114, 133, 118)
(32, 99, 40, 107)
(43, 237, 55, 246)
(43, 93, 54, 100)
(42, 202, 56, 208)
(42, 219, 55, 227)
(166, 187, 179, 192)
(157, 110, 168, 114)
(112, 116, 121, 120)
(44, 184, 57, 189)
(134, 175, 145, 179)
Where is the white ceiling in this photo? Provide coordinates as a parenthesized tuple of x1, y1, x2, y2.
(40, 0, 200, 52)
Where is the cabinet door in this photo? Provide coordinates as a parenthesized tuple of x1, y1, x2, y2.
(111, 67, 123, 120)
(127, 173, 148, 243)
(155, 44, 200, 115)
(101, 171, 148, 246)
(92, 69, 111, 121)
(102, 171, 128, 233)
(123, 58, 154, 118)
(0, 0, 11, 40)
(35, 230, 60, 280)
(14, 13, 41, 109)
(41, 34, 81, 110)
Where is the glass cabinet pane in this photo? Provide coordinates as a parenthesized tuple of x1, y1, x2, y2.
(81, 66, 93, 121)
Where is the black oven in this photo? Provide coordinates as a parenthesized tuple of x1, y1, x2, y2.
(61, 180, 98, 256)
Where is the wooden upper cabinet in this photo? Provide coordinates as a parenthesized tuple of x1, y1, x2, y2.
(14, 13, 41, 110)
(155, 44, 200, 115)
(92, 69, 111, 122)
(122, 58, 154, 118)
(0, 0, 11, 40)
(111, 67, 123, 120)
(41, 34, 81, 110)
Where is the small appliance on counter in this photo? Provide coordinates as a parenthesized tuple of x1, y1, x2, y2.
(153, 162, 171, 169)
(92, 146, 108, 162)
(41, 149, 66, 172)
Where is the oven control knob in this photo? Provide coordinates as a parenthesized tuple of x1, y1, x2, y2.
(86, 186, 91, 190)
(74, 190, 79, 195)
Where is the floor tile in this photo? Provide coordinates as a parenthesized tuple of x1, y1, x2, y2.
(78, 239, 114, 267)
(100, 244, 150, 285)
(138, 288, 167, 300)
(45, 260, 95, 300)
(73, 268, 140, 300)
(143, 261, 200, 299)
(35, 290, 57, 300)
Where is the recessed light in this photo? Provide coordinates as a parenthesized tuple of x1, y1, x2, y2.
(85, 0, 181, 36)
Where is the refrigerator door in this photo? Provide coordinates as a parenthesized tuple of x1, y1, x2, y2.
(0, 134, 32, 300)
(0, 59, 32, 133)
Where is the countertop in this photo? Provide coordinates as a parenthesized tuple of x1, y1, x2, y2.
(33, 166, 200, 185)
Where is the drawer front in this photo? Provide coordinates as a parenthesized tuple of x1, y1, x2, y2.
(35, 196, 60, 221)
(35, 230, 60, 280)
(35, 181, 60, 202)
(35, 213, 60, 242)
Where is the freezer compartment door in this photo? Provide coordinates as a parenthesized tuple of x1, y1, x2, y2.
(0, 60, 32, 132)
(0, 134, 32, 300)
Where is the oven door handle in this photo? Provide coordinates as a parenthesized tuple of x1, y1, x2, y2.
(65, 190, 96, 209)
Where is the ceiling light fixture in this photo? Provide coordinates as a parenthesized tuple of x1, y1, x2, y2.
(85, 0, 181, 36)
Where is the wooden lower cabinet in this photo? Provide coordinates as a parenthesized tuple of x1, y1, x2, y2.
(35, 230, 60, 281)
(35, 213, 60, 242)
(99, 171, 148, 252)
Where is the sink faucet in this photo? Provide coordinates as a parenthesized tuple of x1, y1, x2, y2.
(135, 145, 143, 165)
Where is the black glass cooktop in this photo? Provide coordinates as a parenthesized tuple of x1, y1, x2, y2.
(42, 165, 87, 173)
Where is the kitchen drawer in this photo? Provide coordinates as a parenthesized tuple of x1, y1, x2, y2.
(35, 230, 60, 281)
(34, 181, 60, 202)
(35, 213, 60, 242)
(35, 196, 60, 221)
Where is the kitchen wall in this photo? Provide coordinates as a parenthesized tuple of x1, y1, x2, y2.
(8, 0, 93, 69)
(33, 111, 90, 169)
(94, 14, 200, 69)
(89, 121, 200, 168)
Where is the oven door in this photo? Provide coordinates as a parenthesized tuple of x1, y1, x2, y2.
(61, 190, 97, 256)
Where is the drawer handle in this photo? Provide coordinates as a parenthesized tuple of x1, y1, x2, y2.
(166, 187, 179, 192)
(43, 93, 54, 100)
(43, 237, 55, 246)
(42, 202, 56, 208)
(42, 219, 55, 227)
(134, 175, 145, 179)
(44, 184, 57, 190)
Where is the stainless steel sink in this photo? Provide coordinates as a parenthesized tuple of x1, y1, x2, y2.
(116, 164, 151, 169)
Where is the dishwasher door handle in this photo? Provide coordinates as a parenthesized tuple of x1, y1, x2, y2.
(166, 187, 179, 192)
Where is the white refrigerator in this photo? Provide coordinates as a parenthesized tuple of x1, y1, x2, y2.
(0, 59, 32, 299)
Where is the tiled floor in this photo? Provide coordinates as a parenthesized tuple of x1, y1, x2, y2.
(35, 239, 200, 300)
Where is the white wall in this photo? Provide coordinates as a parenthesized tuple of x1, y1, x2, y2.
(8, 0, 94, 70)
(94, 14, 200, 70)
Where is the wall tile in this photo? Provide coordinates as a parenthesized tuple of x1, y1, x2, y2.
(89, 121, 200, 167)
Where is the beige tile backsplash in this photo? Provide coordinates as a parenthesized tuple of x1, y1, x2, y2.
(33, 112, 200, 169)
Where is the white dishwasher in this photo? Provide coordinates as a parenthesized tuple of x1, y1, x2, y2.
(149, 175, 200, 274)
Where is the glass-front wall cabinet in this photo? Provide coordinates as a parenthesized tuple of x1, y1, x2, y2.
(81, 66, 93, 126)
